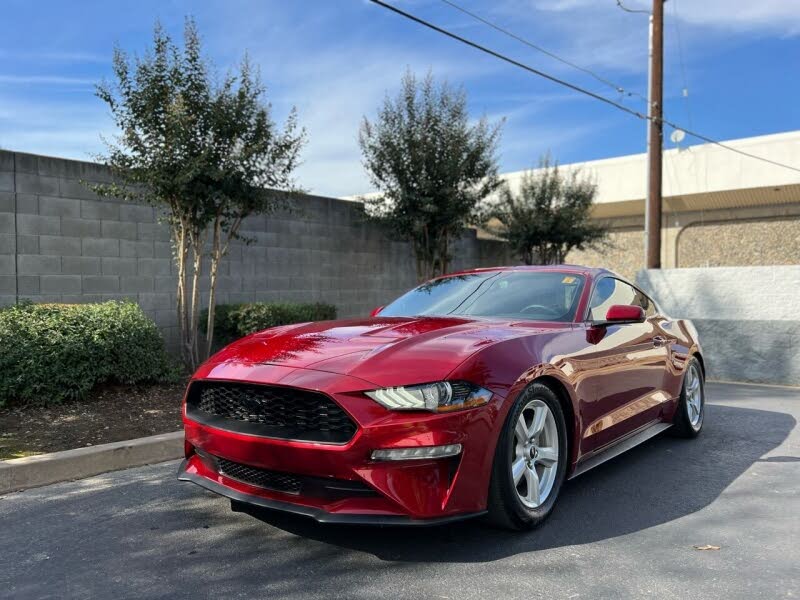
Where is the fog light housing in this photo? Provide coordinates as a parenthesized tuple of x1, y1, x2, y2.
(371, 444, 462, 461)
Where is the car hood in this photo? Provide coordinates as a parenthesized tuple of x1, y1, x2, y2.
(203, 316, 561, 388)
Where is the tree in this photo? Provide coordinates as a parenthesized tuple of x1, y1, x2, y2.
(94, 19, 305, 369)
(359, 71, 503, 281)
(483, 156, 607, 265)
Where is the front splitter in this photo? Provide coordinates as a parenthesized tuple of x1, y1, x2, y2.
(177, 459, 485, 527)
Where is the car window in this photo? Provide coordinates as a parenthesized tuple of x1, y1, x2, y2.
(379, 272, 499, 317)
(588, 278, 651, 321)
(380, 271, 586, 322)
(460, 272, 585, 322)
(644, 295, 657, 317)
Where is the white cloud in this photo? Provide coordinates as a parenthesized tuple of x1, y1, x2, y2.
(488, 0, 799, 81)
(249, 42, 502, 197)
(664, 0, 800, 33)
(530, 0, 800, 33)
(531, 0, 600, 13)
(0, 74, 96, 86)
(500, 123, 602, 168)
(0, 49, 108, 64)
(0, 97, 110, 160)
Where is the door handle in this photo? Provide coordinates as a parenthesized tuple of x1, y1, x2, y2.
(653, 336, 667, 347)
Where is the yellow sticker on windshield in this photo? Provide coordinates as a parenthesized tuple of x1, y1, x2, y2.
(562, 276, 576, 284)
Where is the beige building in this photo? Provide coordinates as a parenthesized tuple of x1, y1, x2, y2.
(497, 130, 800, 279)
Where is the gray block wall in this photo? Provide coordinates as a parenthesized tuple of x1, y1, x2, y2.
(0, 151, 511, 350)
(637, 266, 800, 386)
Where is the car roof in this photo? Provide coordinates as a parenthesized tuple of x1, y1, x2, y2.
(442, 264, 617, 280)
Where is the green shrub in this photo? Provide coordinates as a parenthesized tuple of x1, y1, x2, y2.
(202, 301, 337, 347)
(0, 301, 178, 407)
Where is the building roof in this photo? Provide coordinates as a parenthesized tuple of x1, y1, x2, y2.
(498, 130, 800, 219)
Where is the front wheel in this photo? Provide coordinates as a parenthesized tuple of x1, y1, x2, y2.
(487, 382, 568, 531)
(671, 357, 705, 438)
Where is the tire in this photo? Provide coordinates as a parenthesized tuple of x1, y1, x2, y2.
(487, 382, 568, 531)
(671, 357, 705, 438)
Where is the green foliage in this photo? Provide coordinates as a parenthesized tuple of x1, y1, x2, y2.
(94, 18, 305, 231)
(482, 156, 608, 265)
(359, 70, 503, 281)
(0, 302, 178, 407)
(201, 302, 337, 347)
(94, 18, 306, 369)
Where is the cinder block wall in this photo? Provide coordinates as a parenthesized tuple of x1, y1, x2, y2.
(637, 266, 800, 386)
(0, 151, 511, 350)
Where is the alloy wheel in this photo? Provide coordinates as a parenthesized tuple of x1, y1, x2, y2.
(512, 399, 559, 508)
(685, 363, 703, 428)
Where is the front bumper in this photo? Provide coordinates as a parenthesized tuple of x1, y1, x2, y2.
(177, 459, 485, 526)
(179, 365, 506, 523)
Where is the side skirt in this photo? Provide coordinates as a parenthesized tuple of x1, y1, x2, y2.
(568, 422, 672, 480)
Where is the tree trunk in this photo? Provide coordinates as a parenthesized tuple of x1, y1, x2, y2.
(440, 233, 450, 276)
(522, 247, 533, 265)
(187, 231, 204, 370)
(415, 252, 425, 283)
(419, 225, 433, 283)
(173, 222, 189, 368)
(414, 230, 432, 283)
(204, 214, 242, 360)
(533, 246, 548, 265)
(204, 218, 221, 360)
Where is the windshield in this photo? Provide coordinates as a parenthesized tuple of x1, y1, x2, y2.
(380, 271, 586, 322)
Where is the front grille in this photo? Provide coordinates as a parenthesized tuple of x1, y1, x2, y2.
(186, 381, 357, 444)
(209, 455, 377, 499)
(217, 457, 302, 494)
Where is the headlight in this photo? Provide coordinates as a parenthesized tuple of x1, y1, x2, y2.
(365, 381, 492, 412)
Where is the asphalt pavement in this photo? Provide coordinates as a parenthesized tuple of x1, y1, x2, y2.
(1, 382, 798, 600)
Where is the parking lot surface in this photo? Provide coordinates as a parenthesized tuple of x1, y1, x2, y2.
(1, 382, 798, 599)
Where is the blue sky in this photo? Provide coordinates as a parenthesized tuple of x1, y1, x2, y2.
(2, 0, 799, 196)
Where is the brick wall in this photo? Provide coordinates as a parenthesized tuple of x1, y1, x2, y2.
(678, 218, 800, 267)
(0, 151, 511, 350)
(566, 229, 643, 280)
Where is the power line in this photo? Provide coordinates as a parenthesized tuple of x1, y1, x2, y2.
(439, 0, 647, 102)
(671, 0, 693, 130)
(370, 0, 649, 120)
(369, 0, 800, 175)
(615, 0, 650, 15)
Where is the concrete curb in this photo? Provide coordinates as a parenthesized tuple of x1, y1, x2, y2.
(0, 431, 184, 495)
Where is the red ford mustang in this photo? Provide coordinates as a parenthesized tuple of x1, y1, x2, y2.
(179, 265, 705, 530)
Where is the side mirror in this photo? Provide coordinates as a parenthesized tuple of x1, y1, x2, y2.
(369, 306, 384, 317)
(604, 304, 645, 323)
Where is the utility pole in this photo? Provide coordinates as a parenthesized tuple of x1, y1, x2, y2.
(645, 0, 665, 269)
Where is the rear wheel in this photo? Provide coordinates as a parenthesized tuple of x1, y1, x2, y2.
(487, 382, 568, 531)
(671, 357, 705, 438)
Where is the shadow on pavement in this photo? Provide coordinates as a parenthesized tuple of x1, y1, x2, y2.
(234, 403, 795, 562)
(3, 400, 796, 600)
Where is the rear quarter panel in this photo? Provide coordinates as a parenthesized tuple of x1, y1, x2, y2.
(658, 317, 704, 420)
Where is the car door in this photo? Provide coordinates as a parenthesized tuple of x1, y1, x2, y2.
(578, 277, 671, 453)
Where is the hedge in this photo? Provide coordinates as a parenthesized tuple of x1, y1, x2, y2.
(202, 302, 337, 347)
(0, 301, 177, 407)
